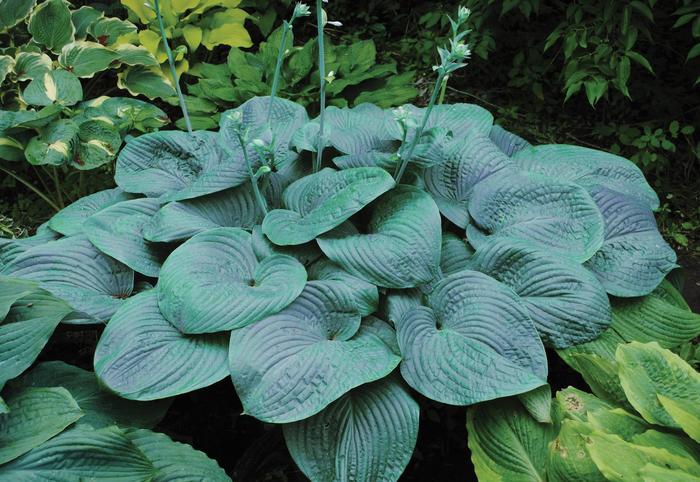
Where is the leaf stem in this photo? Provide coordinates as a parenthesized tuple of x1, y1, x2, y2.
(236, 134, 268, 215)
(313, 0, 326, 173)
(152, 0, 192, 135)
(51, 166, 64, 208)
(0, 166, 60, 212)
(394, 71, 445, 184)
(438, 74, 449, 105)
(268, 20, 291, 124)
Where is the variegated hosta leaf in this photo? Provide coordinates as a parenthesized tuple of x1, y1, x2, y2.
(307, 259, 378, 316)
(0, 387, 83, 464)
(115, 130, 247, 202)
(94, 291, 229, 400)
(27, 0, 75, 53)
(284, 376, 419, 482)
(488, 124, 531, 156)
(48, 187, 136, 236)
(0, 55, 14, 85)
(616, 341, 700, 430)
(0, 426, 155, 480)
(465, 240, 612, 348)
(318, 185, 442, 288)
(158, 228, 307, 334)
(0, 0, 37, 30)
(584, 187, 676, 297)
(423, 132, 515, 227)
(228, 281, 401, 423)
(124, 429, 231, 481)
(396, 270, 548, 405)
(467, 171, 605, 263)
(262, 167, 395, 246)
(467, 397, 557, 482)
(87, 17, 137, 46)
(83, 198, 166, 277)
(58, 41, 119, 78)
(24, 118, 78, 166)
(13, 361, 170, 429)
(117, 66, 176, 100)
(402, 103, 494, 144)
(1, 235, 134, 323)
(0, 278, 72, 391)
(439, 232, 474, 276)
(71, 6, 103, 39)
(512, 144, 660, 210)
(143, 185, 262, 243)
(22, 69, 82, 107)
(73, 117, 122, 169)
(13, 51, 52, 82)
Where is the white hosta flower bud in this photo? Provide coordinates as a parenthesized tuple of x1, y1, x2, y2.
(293, 2, 312, 18)
(458, 6, 471, 23)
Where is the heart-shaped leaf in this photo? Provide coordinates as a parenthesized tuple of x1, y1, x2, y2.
(0, 225, 60, 266)
(13, 51, 52, 82)
(307, 259, 378, 316)
(466, 240, 612, 348)
(403, 103, 494, 143)
(318, 185, 442, 288)
(143, 185, 262, 243)
(396, 270, 547, 405)
(117, 66, 176, 99)
(0, 0, 37, 30)
(584, 188, 676, 297)
(158, 228, 307, 334)
(72, 117, 122, 169)
(262, 167, 396, 246)
(467, 171, 605, 263)
(440, 232, 474, 276)
(1, 235, 134, 323)
(24, 118, 78, 166)
(48, 187, 136, 236)
(58, 41, 119, 78)
(94, 291, 229, 400)
(115, 130, 247, 201)
(489, 124, 531, 156)
(84, 198, 165, 277)
(22, 70, 82, 106)
(284, 376, 419, 482)
(228, 281, 400, 423)
(27, 0, 75, 53)
(251, 225, 322, 267)
(423, 133, 515, 227)
(512, 144, 660, 210)
(71, 6, 103, 39)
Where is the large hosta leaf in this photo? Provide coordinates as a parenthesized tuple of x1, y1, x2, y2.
(24, 118, 78, 166)
(466, 240, 611, 348)
(584, 188, 676, 297)
(0, 426, 155, 480)
(467, 171, 605, 263)
(14, 361, 170, 429)
(0, 387, 83, 464)
(58, 41, 119, 78)
(467, 397, 557, 482)
(125, 429, 231, 481)
(115, 130, 247, 201)
(0, 0, 36, 30)
(307, 259, 378, 316)
(318, 185, 442, 288)
(158, 228, 306, 334)
(84, 198, 165, 277)
(439, 232, 474, 276)
(0, 227, 60, 267)
(143, 185, 262, 243)
(616, 342, 700, 429)
(396, 270, 547, 405)
(284, 376, 419, 482)
(48, 187, 136, 236)
(489, 124, 531, 156)
(94, 291, 229, 400)
(512, 144, 659, 210)
(262, 167, 395, 245)
(229, 281, 400, 423)
(1, 235, 134, 323)
(403, 103, 494, 143)
(27, 0, 75, 53)
(423, 133, 515, 227)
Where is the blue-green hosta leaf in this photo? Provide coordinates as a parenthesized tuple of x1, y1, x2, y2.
(403, 103, 494, 143)
(13, 52, 52, 82)
(423, 133, 515, 227)
(48, 187, 136, 236)
(124, 429, 231, 481)
(22, 70, 82, 107)
(1, 235, 134, 323)
(307, 259, 378, 316)
(0, 279, 72, 391)
(94, 291, 229, 400)
(318, 185, 442, 288)
(467, 171, 605, 263)
(0, 426, 155, 481)
(158, 228, 306, 334)
(0, 387, 83, 464)
(465, 240, 612, 348)
(512, 144, 660, 210)
(229, 281, 400, 423)
(584, 188, 676, 297)
(262, 167, 395, 246)
(284, 376, 419, 482)
(24, 118, 78, 166)
(116, 130, 247, 201)
(58, 41, 119, 78)
(518, 384, 553, 424)
(489, 124, 531, 156)
(251, 225, 322, 267)
(616, 341, 700, 429)
(440, 232, 474, 276)
(14, 361, 170, 429)
(27, 0, 74, 53)
(467, 397, 557, 482)
(143, 185, 262, 243)
(0, 226, 60, 266)
(0, 0, 36, 30)
(396, 270, 548, 405)
(84, 198, 165, 277)
(379, 288, 423, 326)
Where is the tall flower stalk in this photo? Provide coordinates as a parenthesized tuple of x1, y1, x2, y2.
(268, 3, 311, 124)
(150, 0, 192, 135)
(313, 0, 327, 174)
(394, 6, 472, 184)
